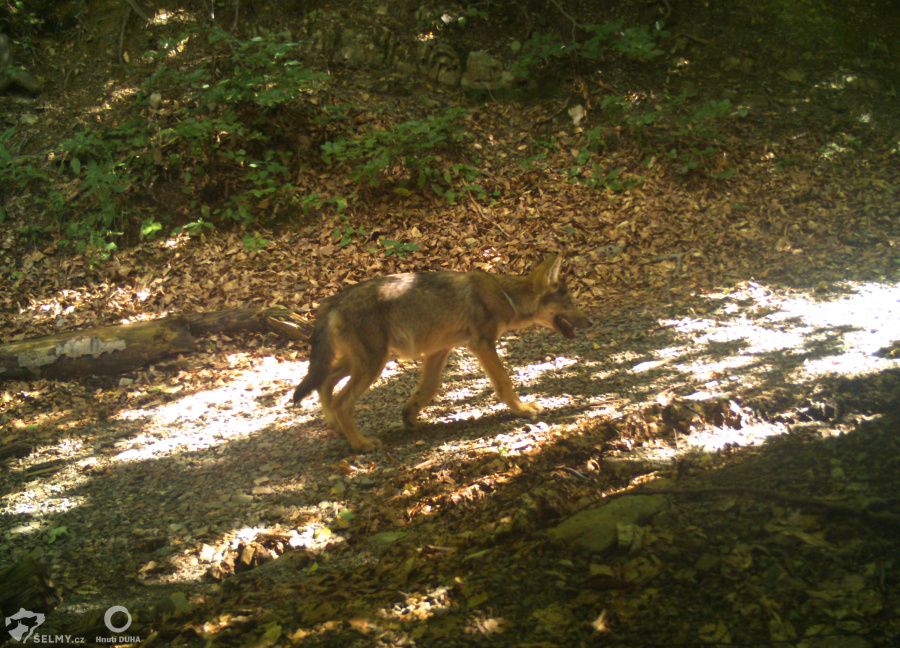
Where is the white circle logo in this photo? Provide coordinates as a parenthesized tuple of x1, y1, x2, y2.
(104, 605, 132, 633)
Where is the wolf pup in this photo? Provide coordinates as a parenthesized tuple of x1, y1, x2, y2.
(292, 254, 591, 452)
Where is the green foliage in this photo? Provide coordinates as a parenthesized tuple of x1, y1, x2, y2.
(0, 27, 331, 255)
(774, 156, 798, 171)
(321, 107, 470, 196)
(673, 99, 746, 140)
(664, 99, 745, 177)
(579, 22, 622, 59)
(433, 164, 483, 204)
(868, 40, 889, 56)
(178, 217, 215, 237)
(332, 217, 365, 247)
(510, 32, 571, 78)
(511, 20, 666, 78)
(611, 26, 666, 60)
(47, 525, 69, 544)
(377, 239, 422, 258)
(329, 217, 420, 258)
(585, 94, 744, 179)
(195, 30, 329, 108)
(416, 5, 488, 31)
(140, 217, 164, 240)
(4, 0, 49, 31)
(242, 233, 270, 252)
(569, 164, 644, 192)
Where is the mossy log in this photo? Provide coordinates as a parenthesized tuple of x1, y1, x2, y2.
(0, 306, 308, 381)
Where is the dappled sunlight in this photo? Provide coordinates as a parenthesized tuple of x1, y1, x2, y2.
(660, 280, 900, 389)
(111, 356, 304, 462)
(569, 279, 900, 461)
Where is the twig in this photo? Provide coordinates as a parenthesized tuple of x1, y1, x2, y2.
(658, 0, 672, 25)
(533, 98, 572, 129)
(545, 0, 581, 42)
(674, 32, 713, 46)
(643, 252, 684, 277)
(117, 8, 130, 62)
(231, 0, 240, 33)
(466, 190, 513, 241)
(123, 0, 151, 22)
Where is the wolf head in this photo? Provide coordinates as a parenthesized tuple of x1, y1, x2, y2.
(530, 254, 592, 338)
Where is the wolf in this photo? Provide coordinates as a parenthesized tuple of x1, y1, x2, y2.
(292, 254, 591, 452)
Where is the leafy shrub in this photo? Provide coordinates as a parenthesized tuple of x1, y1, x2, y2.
(0, 27, 331, 254)
(511, 20, 666, 78)
(321, 107, 471, 195)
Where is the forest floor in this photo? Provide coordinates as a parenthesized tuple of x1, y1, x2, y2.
(1, 0, 900, 646)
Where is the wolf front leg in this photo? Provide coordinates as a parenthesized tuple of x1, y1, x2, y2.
(468, 340, 542, 418)
(402, 349, 452, 428)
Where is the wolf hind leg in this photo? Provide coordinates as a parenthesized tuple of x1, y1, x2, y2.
(318, 359, 350, 429)
(331, 355, 388, 452)
(402, 349, 451, 428)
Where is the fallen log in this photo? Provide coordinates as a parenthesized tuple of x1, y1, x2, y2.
(0, 556, 61, 619)
(0, 306, 309, 382)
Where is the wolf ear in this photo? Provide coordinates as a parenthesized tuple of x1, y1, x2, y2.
(532, 254, 562, 289)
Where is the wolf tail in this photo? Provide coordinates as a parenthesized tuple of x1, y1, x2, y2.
(292, 321, 333, 405)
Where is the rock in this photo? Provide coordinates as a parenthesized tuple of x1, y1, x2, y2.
(547, 495, 668, 552)
(845, 76, 881, 92)
(779, 68, 806, 83)
(461, 51, 513, 91)
(723, 56, 753, 73)
(418, 41, 461, 86)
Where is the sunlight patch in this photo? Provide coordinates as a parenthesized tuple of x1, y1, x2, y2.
(659, 280, 900, 385)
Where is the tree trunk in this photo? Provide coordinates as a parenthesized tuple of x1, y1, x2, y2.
(0, 306, 310, 382)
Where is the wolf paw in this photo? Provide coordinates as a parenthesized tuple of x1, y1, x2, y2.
(351, 436, 384, 453)
(511, 400, 543, 418)
(401, 406, 420, 430)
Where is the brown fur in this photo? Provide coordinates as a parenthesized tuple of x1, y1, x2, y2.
(293, 254, 591, 452)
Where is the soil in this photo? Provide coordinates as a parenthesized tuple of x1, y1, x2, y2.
(1, 1, 900, 647)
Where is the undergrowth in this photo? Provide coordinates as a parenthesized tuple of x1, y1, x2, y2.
(0, 13, 748, 260)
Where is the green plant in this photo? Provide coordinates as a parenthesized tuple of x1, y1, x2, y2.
(296, 193, 326, 214)
(612, 25, 666, 60)
(570, 164, 644, 192)
(47, 526, 69, 544)
(510, 32, 570, 78)
(179, 218, 215, 237)
(16, 224, 47, 244)
(332, 217, 365, 247)
(416, 5, 488, 31)
(140, 217, 164, 240)
(321, 107, 470, 194)
(774, 156, 798, 171)
(667, 145, 718, 175)
(868, 40, 889, 56)
(242, 233, 270, 252)
(580, 21, 623, 59)
(377, 239, 422, 258)
(663, 99, 746, 176)
(434, 164, 483, 204)
(674, 99, 745, 140)
(511, 20, 666, 79)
